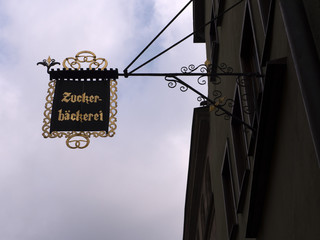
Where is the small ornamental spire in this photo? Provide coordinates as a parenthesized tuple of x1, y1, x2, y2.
(37, 56, 60, 73)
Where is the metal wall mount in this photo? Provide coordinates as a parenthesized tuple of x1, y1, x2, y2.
(120, 62, 263, 131)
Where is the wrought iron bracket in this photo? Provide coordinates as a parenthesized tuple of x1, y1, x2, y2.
(121, 63, 263, 132)
(163, 75, 255, 131)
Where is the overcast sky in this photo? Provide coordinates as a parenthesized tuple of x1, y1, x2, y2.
(0, 0, 205, 239)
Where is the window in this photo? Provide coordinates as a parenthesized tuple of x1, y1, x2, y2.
(204, 163, 214, 213)
(203, 161, 216, 239)
(221, 140, 237, 239)
(240, 6, 264, 126)
(231, 87, 250, 211)
(258, 0, 273, 33)
(209, 7, 220, 83)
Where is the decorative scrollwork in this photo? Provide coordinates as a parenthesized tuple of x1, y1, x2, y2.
(180, 63, 208, 74)
(197, 75, 207, 86)
(37, 56, 60, 73)
(218, 111, 232, 120)
(62, 50, 108, 70)
(180, 85, 188, 92)
(209, 62, 233, 85)
(209, 90, 234, 120)
(236, 76, 247, 87)
(181, 64, 196, 73)
(180, 63, 209, 86)
(42, 76, 118, 149)
(166, 76, 178, 89)
(212, 89, 223, 99)
(197, 96, 206, 103)
(165, 74, 210, 105)
(211, 76, 222, 85)
(165, 76, 189, 92)
(217, 63, 233, 73)
(66, 133, 90, 149)
(42, 80, 57, 138)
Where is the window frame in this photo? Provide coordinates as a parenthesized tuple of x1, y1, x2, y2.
(221, 139, 238, 239)
(230, 86, 251, 212)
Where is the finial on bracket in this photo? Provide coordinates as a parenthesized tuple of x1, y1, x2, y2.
(37, 56, 60, 73)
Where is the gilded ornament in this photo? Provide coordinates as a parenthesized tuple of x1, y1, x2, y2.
(62, 50, 108, 70)
(42, 51, 117, 149)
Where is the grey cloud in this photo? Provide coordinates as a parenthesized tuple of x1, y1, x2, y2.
(0, 0, 205, 239)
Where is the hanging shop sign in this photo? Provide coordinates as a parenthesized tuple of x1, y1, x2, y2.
(38, 51, 119, 149)
(50, 80, 110, 132)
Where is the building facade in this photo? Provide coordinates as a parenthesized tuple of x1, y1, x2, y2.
(183, 0, 320, 239)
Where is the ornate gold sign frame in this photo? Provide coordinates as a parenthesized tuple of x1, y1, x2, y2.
(42, 51, 117, 149)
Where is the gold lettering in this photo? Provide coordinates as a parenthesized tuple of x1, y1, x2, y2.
(70, 95, 77, 103)
(71, 113, 76, 121)
(58, 109, 64, 121)
(56, 110, 104, 122)
(83, 113, 88, 121)
(61, 92, 71, 103)
(76, 110, 82, 122)
(65, 110, 70, 121)
(94, 96, 100, 103)
(83, 93, 89, 104)
(61, 92, 102, 104)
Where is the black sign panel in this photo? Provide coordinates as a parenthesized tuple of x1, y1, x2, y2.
(50, 80, 110, 132)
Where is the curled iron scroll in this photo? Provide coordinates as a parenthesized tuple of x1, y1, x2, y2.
(165, 76, 188, 92)
(210, 62, 234, 85)
(210, 90, 235, 120)
(181, 63, 209, 85)
(217, 63, 234, 73)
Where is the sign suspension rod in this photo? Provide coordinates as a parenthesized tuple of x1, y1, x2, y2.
(119, 72, 263, 78)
